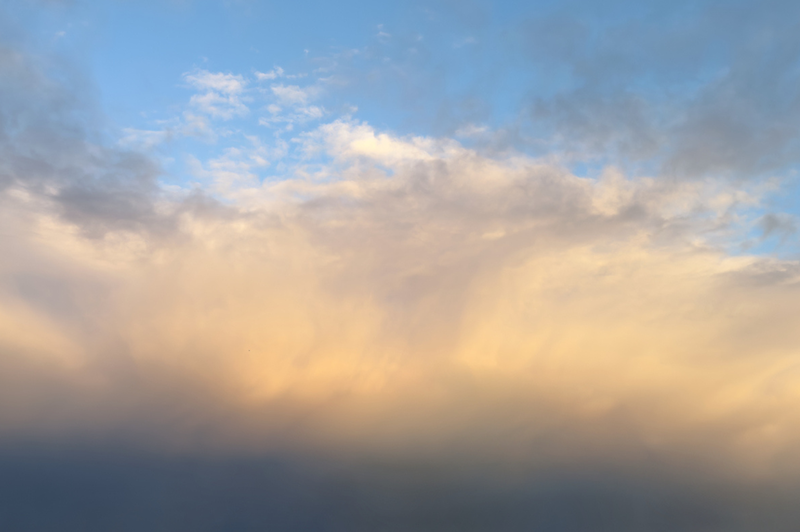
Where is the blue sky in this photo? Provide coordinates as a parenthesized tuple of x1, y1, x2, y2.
(18, 1, 800, 199)
(56, 0, 800, 255)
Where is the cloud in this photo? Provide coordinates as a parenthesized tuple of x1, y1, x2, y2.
(185, 70, 247, 94)
(118, 112, 217, 149)
(270, 83, 318, 106)
(118, 128, 170, 149)
(184, 69, 250, 120)
(120, 70, 254, 149)
(299, 119, 459, 165)
(521, 0, 800, 178)
(0, 44, 165, 239)
(2, 38, 799, 471)
(257, 83, 326, 130)
(4, 93, 800, 469)
(3, 450, 800, 532)
(4, 96, 800, 525)
(4, 1, 800, 529)
(256, 66, 284, 81)
(188, 134, 288, 195)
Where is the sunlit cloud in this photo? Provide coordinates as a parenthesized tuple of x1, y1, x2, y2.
(3, 0, 800, 529)
(4, 94, 800, 477)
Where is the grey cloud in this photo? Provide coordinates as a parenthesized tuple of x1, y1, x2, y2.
(1, 449, 800, 531)
(757, 213, 797, 244)
(303, 0, 800, 179)
(522, 0, 800, 179)
(0, 39, 179, 239)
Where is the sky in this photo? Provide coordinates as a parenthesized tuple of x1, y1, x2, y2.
(2, 0, 800, 530)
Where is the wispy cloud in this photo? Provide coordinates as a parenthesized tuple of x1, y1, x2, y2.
(184, 69, 250, 120)
(255, 66, 284, 81)
(270, 83, 317, 105)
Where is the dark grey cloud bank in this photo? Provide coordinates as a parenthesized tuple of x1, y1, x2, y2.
(3, 449, 800, 532)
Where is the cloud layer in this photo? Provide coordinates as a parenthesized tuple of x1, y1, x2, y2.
(3, 49, 800, 469)
(3, 1, 800, 529)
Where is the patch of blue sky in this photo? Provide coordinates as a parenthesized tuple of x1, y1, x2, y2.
(721, 186, 799, 259)
(71, 2, 550, 138)
(19, 0, 800, 260)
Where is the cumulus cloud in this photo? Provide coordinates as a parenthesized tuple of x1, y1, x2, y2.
(1, 25, 798, 456)
(4, 67, 800, 476)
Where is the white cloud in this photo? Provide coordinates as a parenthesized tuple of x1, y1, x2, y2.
(183, 69, 250, 120)
(455, 123, 489, 138)
(184, 70, 246, 94)
(118, 128, 169, 150)
(254, 83, 327, 130)
(117, 112, 217, 149)
(300, 105, 324, 119)
(255, 66, 284, 81)
(300, 119, 460, 165)
(189, 134, 288, 196)
(271, 84, 318, 105)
